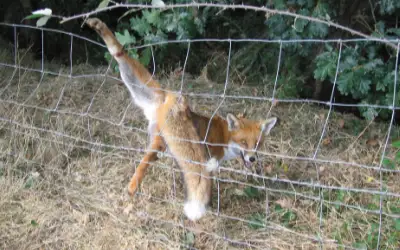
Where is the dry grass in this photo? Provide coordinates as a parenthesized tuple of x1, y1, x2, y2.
(0, 46, 399, 250)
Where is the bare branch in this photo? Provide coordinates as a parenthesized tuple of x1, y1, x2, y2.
(58, 3, 398, 50)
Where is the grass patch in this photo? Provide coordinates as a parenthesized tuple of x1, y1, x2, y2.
(0, 48, 399, 249)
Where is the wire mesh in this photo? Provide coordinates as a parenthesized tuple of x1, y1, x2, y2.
(0, 7, 399, 249)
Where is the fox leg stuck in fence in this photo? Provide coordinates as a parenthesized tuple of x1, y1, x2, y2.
(86, 18, 218, 220)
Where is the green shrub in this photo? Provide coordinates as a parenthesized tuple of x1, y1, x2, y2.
(19, 0, 400, 120)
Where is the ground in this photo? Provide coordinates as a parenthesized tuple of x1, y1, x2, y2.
(0, 44, 399, 250)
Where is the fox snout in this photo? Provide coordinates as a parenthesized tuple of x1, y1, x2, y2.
(248, 155, 256, 162)
(240, 150, 258, 169)
(243, 152, 257, 163)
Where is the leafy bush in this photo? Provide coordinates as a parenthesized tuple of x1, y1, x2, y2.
(107, 1, 214, 72)
(383, 140, 400, 169)
(314, 43, 399, 120)
(13, 0, 400, 120)
(252, 0, 399, 120)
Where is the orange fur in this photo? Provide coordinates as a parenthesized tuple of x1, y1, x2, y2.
(157, 94, 215, 220)
(85, 18, 277, 202)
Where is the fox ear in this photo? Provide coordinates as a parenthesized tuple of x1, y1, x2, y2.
(260, 117, 277, 135)
(227, 113, 241, 131)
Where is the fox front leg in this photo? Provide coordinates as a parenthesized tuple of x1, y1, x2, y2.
(128, 134, 166, 196)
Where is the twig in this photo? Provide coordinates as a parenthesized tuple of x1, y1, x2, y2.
(345, 117, 375, 151)
(368, 0, 377, 24)
(57, 3, 398, 50)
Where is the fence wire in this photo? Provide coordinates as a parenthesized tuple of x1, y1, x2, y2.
(0, 10, 399, 250)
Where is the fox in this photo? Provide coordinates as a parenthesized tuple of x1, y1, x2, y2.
(85, 18, 277, 197)
(157, 93, 218, 221)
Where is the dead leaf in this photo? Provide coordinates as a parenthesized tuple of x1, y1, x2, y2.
(237, 109, 247, 118)
(366, 138, 379, 147)
(31, 172, 40, 178)
(322, 137, 331, 146)
(275, 198, 292, 209)
(319, 113, 325, 120)
(172, 67, 183, 78)
(281, 163, 289, 173)
(366, 176, 374, 183)
(233, 188, 246, 196)
(264, 165, 273, 174)
(252, 88, 258, 96)
(338, 119, 345, 128)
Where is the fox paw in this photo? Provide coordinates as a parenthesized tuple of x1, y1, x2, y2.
(127, 179, 139, 197)
(86, 18, 107, 34)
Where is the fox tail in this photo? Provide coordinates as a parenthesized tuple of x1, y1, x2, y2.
(183, 158, 218, 221)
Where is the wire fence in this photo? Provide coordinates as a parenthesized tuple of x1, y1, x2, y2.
(0, 4, 399, 249)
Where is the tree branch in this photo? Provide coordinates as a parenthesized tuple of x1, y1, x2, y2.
(58, 3, 398, 50)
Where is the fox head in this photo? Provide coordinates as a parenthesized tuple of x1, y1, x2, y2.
(226, 113, 277, 168)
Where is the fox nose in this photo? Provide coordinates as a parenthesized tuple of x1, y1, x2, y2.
(249, 156, 256, 162)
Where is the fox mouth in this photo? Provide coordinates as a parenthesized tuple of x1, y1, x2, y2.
(240, 151, 252, 169)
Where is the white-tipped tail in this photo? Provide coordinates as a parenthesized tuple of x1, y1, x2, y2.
(184, 200, 206, 221)
(206, 157, 219, 172)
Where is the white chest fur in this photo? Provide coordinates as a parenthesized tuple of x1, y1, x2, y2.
(222, 142, 241, 161)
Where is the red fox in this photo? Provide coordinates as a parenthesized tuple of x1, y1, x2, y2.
(157, 93, 218, 221)
(85, 18, 277, 197)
